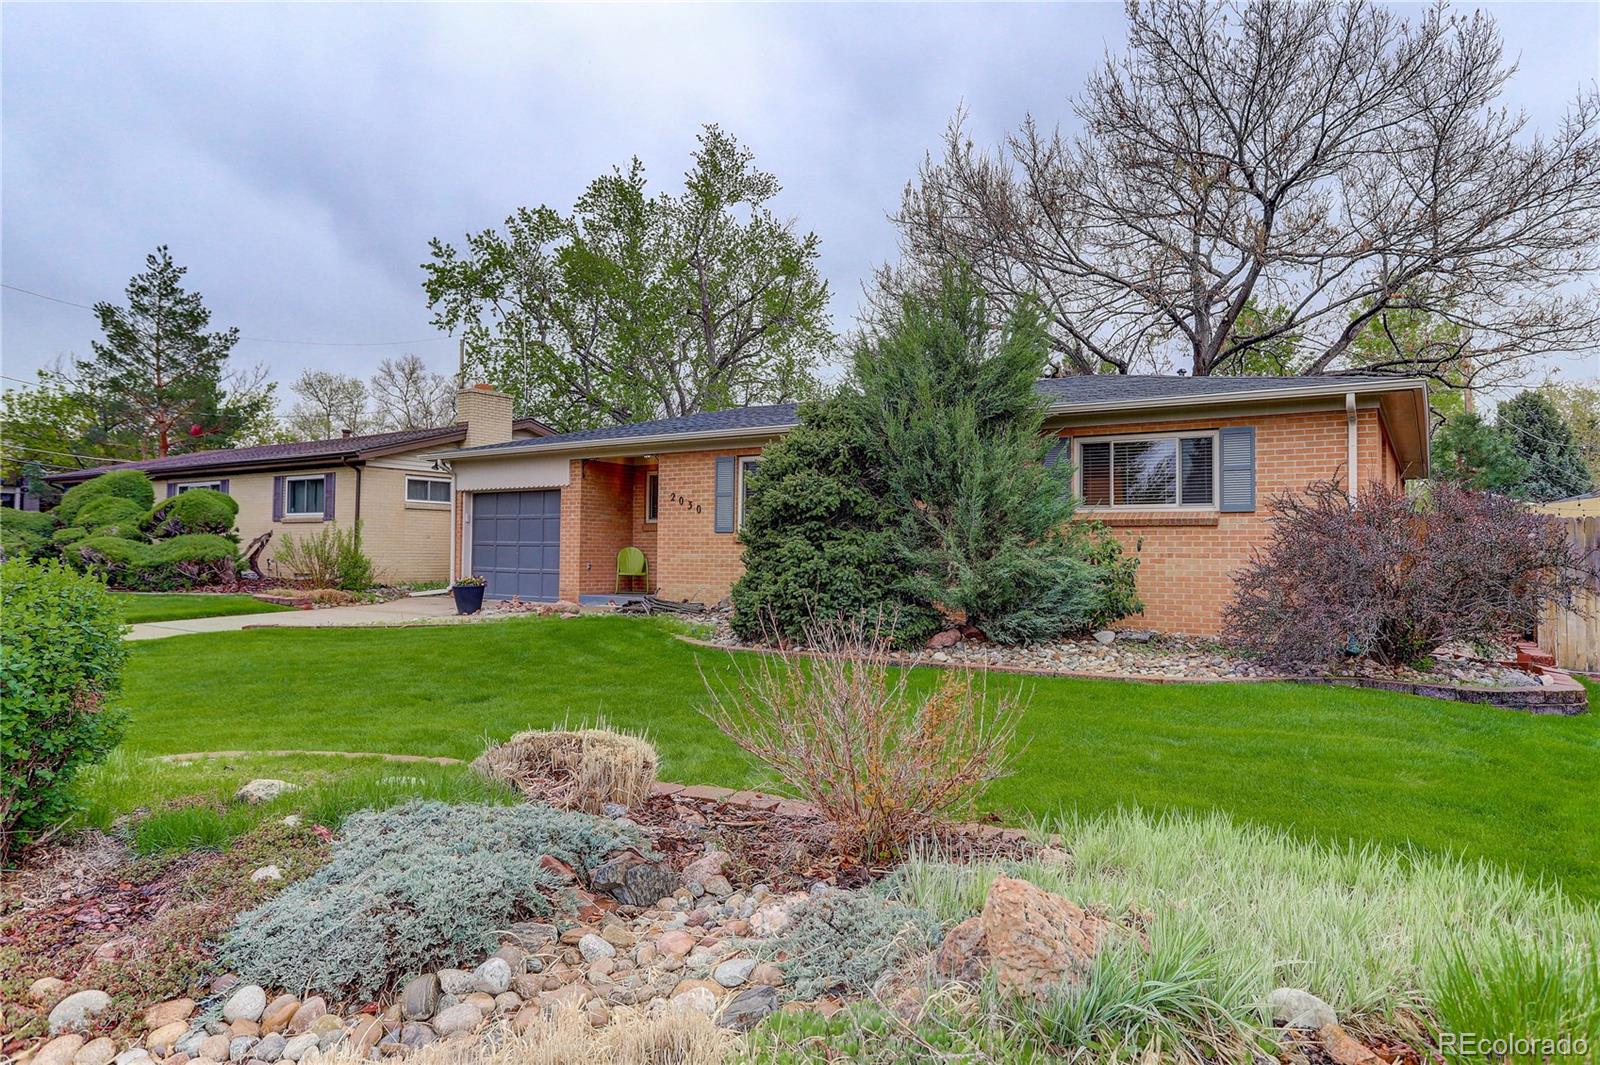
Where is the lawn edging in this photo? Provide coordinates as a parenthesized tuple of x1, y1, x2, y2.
(674, 633, 1590, 713)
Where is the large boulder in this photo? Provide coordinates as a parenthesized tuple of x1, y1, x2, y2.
(935, 876, 1113, 1000)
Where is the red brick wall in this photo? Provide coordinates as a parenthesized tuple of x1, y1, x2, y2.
(1062, 407, 1401, 635)
(629, 464, 660, 591)
(651, 447, 762, 604)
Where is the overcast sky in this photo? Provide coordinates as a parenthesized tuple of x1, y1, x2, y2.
(3, 2, 1597, 412)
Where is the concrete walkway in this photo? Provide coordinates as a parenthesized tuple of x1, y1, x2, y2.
(127, 594, 480, 640)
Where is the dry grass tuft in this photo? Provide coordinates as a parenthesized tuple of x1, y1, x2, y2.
(320, 1011, 735, 1065)
(472, 727, 659, 813)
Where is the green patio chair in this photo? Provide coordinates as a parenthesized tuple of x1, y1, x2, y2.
(616, 546, 648, 593)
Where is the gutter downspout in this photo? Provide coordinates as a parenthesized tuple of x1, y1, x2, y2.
(445, 462, 457, 586)
(342, 457, 363, 525)
(1345, 393, 1358, 505)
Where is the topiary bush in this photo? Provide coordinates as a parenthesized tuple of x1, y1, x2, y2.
(221, 800, 645, 998)
(0, 509, 59, 560)
(752, 888, 943, 999)
(74, 496, 149, 538)
(145, 488, 239, 538)
(74, 533, 238, 591)
(0, 559, 128, 864)
(56, 470, 155, 527)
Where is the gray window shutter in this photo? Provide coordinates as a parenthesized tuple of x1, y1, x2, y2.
(1043, 436, 1073, 497)
(1218, 427, 1256, 512)
(166, 482, 177, 498)
(218, 479, 229, 495)
(272, 476, 285, 521)
(713, 457, 736, 533)
(322, 473, 336, 521)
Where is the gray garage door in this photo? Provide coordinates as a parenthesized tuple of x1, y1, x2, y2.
(471, 490, 560, 601)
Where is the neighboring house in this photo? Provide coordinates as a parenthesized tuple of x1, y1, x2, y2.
(435, 376, 1431, 634)
(47, 386, 551, 583)
(0, 478, 44, 511)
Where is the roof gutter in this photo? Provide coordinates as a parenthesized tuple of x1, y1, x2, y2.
(429, 421, 800, 463)
(1041, 376, 1426, 417)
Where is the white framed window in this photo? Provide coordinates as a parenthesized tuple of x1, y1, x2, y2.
(176, 480, 223, 494)
(285, 475, 326, 516)
(644, 472, 659, 523)
(737, 456, 761, 527)
(1076, 432, 1217, 509)
(405, 477, 452, 504)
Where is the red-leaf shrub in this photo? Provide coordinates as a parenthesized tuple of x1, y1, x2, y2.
(1225, 481, 1592, 670)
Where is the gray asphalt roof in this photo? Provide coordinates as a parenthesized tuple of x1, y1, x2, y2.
(448, 374, 1411, 458)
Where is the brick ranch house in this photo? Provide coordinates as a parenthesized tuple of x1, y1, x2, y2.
(47, 388, 551, 583)
(437, 375, 1431, 635)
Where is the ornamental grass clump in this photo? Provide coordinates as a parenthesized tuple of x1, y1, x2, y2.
(699, 615, 1026, 862)
(471, 727, 658, 814)
(221, 800, 644, 998)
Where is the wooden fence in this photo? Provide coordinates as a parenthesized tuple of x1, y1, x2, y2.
(1537, 513, 1600, 673)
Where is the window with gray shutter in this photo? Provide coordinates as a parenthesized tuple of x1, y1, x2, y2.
(1218, 426, 1256, 512)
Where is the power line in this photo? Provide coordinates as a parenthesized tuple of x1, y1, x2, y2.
(1, 282, 451, 348)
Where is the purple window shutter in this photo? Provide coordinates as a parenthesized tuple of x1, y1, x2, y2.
(322, 473, 336, 521)
(272, 476, 285, 521)
(166, 482, 178, 498)
(218, 479, 230, 495)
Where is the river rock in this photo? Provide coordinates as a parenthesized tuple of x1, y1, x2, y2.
(258, 996, 298, 1035)
(145, 999, 196, 1030)
(437, 969, 476, 996)
(49, 991, 112, 1034)
(578, 934, 615, 962)
(35, 1035, 85, 1065)
(472, 957, 511, 995)
(717, 986, 777, 1031)
(227, 1038, 257, 1063)
(198, 1035, 230, 1061)
(400, 974, 440, 1020)
(430, 1003, 482, 1037)
(712, 958, 756, 988)
(252, 1034, 286, 1063)
(285, 998, 325, 1034)
(74, 1036, 117, 1065)
(279, 1033, 319, 1062)
(223, 985, 267, 1024)
(670, 987, 717, 1016)
(29, 977, 69, 1003)
(145, 1022, 190, 1052)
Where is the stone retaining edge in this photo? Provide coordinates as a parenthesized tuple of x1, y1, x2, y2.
(673, 634, 1589, 714)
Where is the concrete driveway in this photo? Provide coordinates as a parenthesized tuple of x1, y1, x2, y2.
(127, 594, 483, 640)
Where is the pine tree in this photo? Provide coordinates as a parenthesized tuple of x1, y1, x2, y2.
(1430, 412, 1528, 494)
(1496, 391, 1594, 501)
(77, 247, 263, 457)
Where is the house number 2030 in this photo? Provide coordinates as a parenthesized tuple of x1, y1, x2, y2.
(667, 491, 703, 515)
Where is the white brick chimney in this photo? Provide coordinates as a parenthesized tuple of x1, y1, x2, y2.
(457, 383, 513, 448)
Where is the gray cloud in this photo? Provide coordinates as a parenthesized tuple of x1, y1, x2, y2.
(4, 2, 1596, 404)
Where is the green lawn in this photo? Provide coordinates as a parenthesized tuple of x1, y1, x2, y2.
(115, 592, 294, 624)
(118, 614, 1600, 896)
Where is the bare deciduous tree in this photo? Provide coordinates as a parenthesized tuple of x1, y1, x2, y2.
(890, 1, 1600, 383)
(369, 354, 455, 431)
(285, 370, 370, 440)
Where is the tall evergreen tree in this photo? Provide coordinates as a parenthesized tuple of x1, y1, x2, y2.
(76, 247, 267, 457)
(852, 268, 1138, 644)
(1497, 391, 1594, 500)
(1430, 412, 1528, 494)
